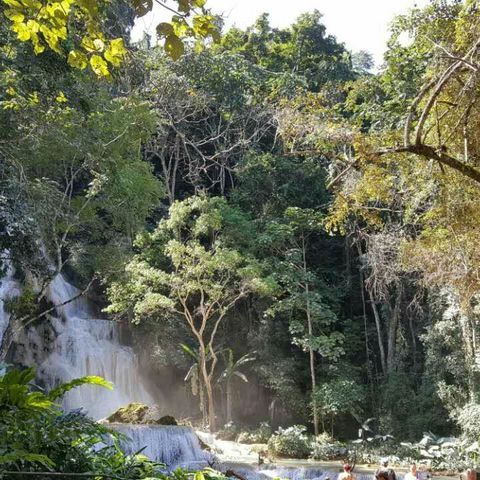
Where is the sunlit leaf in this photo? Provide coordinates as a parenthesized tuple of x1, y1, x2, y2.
(156, 22, 174, 37)
(164, 34, 184, 60)
(48, 375, 113, 400)
(90, 54, 110, 77)
(67, 49, 88, 69)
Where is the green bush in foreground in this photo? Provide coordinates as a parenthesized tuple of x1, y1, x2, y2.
(237, 422, 272, 444)
(267, 425, 312, 459)
(0, 366, 227, 479)
(310, 433, 347, 461)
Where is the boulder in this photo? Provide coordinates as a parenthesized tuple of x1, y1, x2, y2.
(156, 415, 178, 426)
(106, 402, 149, 424)
(104, 403, 179, 425)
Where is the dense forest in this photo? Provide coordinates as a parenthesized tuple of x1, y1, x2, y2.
(2, 0, 480, 478)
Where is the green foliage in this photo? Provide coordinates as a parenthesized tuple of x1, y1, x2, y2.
(0, 367, 52, 412)
(1, 61, 163, 280)
(107, 194, 275, 430)
(217, 350, 255, 385)
(237, 422, 272, 444)
(4, 285, 37, 319)
(48, 375, 113, 401)
(217, 11, 354, 92)
(267, 425, 312, 459)
(0, 367, 214, 477)
(457, 403, 480, 443)
(310, 436, 347, 461)
(0, 366, 143, 476)
(2, 0, 220, 77)
(4, 0, 479, 447)
(107, 195, 274, 325)
(313, 379, 365, 430)
(151, 467, 229, 480)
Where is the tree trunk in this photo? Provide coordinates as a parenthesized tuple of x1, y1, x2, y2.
(409, 313, 417, 373)
(0, 319, 16, 361)
(368, 289, 387, 376)
(386, 284, 403, 373)
(205, 378, 216, 431)
(199, 381, 207, 428)
(226, 379, 233, 423)
(199, 345, 216, 431)
(460, 313, 478, 401)
(308, 315, 319, 436)
(302, 236, 319, 436)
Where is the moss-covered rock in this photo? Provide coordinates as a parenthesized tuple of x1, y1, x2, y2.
(105, 403, 150, 424)
(105, 403, 179, 425)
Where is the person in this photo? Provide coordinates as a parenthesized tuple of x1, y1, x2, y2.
(338, 464, 355, 480)
(375, 458, 396, 480)
(404, 463, 418, 480)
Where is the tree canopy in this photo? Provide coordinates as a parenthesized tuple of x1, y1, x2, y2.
(4, 0, 480, 463)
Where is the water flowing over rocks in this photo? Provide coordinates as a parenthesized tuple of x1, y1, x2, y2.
(109, 424, 213, 470)
(0, 266, 155, 419)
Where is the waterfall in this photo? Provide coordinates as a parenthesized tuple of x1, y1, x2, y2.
(0, 267, 155, 419)
(110, 424, 212, 470)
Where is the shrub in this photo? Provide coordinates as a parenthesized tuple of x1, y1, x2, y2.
(237, 422, 272, 444)
(0, 367, 228, 479)
(310, 434, 347, 461)
(267, 425, 312, 459)
(217, 421, 240, 441)
(457, 402, 480, 442)
(315, 432, 334, 445)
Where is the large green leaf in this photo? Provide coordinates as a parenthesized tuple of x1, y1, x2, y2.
(164, 34, 185, 61)
(48, 375, 113, 401)
(0, 451, 55, 468)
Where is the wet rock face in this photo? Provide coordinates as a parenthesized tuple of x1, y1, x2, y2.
(105, 402, 177, 425)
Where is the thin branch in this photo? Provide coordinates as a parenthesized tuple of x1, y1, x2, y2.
(326, 162, 356, 189)
(20, 277, 95, 330)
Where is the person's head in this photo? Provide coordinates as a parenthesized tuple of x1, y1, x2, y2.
(380, 458, 389, 467)
(410, 464, 417, 475)
(343, 464, 352, 473)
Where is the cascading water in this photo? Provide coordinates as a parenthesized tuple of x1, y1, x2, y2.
(110, 424, 212, 470)
(37, 274, 155, 419)
(0, 267, 155, 419)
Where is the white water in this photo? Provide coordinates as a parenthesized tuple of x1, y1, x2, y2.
(0, 265, 155, 419)
(38, 274, 155, 419)
(110, 424, 213, 470)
